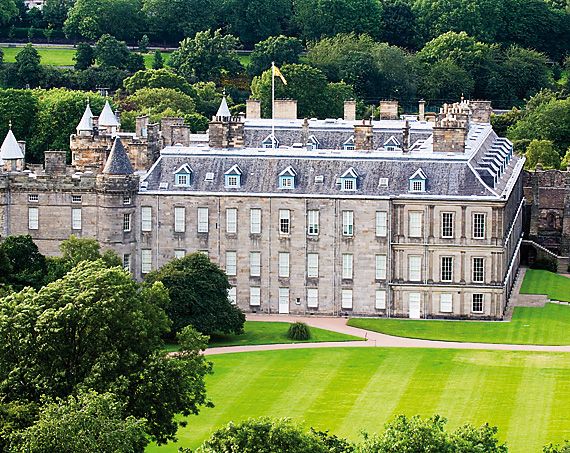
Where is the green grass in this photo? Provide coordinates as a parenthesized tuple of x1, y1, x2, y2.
(348, 303, 570, 345)
(1, 46, 77, 66)
(147, 347, 570, 453)
(142, 51, 172, 68)
(165, 321, 363, 351)
(520, 269, 570, 302)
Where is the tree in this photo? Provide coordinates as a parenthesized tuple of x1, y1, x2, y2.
(152, 50, 164, 69)
(416, 59, 475, 101)
(249, 35, 303, 76)
(192, 81, 225, 117)
(545, 441, 570, 453)
(145, 252, 245, 336)
(126, 53, 145, 73)
(138, 34, 149, 52)
(124, 87, 196, 115)
(524, 140, 561, 170)
(9, 44, 44, 88)
(380, 0, 418, 49)
(10, 392, 148, 453)
(293, 0, 383, 41)
(94, 34, 130, 68)
(501, 45, 552, 102)
(561, 147, 570, 169)
(74, 42, 95, 70)
(43, 0, 74, 28)
(197, 418, 332, 453)
(123, 68, 194, 95)
(0, 260, 213, 444)
(0, 89, 39, 148)
(168, 29, 243, 83)
(0, 0, 17, 27)
(0, 235, 47, 290)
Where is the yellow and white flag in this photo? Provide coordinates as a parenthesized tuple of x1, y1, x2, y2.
(273, 65, 287, 85)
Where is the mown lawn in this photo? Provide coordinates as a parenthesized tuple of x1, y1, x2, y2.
(520, 269, 570, 302)
(147, 348, 570, 453)
(164, 320, 363, 351)
(348, 303, 570, 345)
(1, 46, 76, 66)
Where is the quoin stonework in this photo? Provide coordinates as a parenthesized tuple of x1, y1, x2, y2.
(0, 98, 526, 320)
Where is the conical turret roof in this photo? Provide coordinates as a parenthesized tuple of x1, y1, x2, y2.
(216, 96, 231, 118)
(0, 128, 24, 161)
(99, 100, 120, 127)
(77, 102, 93, 133)
(102, 137, 133, 175)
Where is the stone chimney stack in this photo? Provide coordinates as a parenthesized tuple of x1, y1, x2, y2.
(344, 100, 356, 121)
(136, 115, 149, 138)
(379, 100, 399, 120)
(208, 116, 244, 148)
(354, 119, 373, 151)
(418, 99, 426, 121)
(469, 100, 493, 123)
(274, 99, 297, 119)
(432, 102, 469, 153)
(246, 99, 261, 119)
(402, 120, 410, 152)
(44, 150, 67, 175)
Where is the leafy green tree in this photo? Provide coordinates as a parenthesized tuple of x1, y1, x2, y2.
(145, 252, 245, 336)
(545, 440, 570, 453)
(249, 35, 303, 76)
(10, 391, 148, 453)
(152, 50, 164, 69)
(192, 81, 225, 117)
(126, 53, 145, 73)
(293, 0, 382, 41)
(416, 59, 475, 101)
(43, 0, 74, 28)
(123, 68, 194, 95)
(560, 147, 570, 169)
(168, 29, 243, 83)
(490, 108, 524, 137)
(73, 42, 95, 70)
(0, 248, 12, 285)
(0, 235, 47, 290)
(64, 0, 144, 41)
(183, 112, 209, 132)
(524, 139, 561, 170)
(28, 89, 106, 164)
(0, 260, 212, 444)
(0, 48, 3, 65)
(449, 423, 508, 453)
(8, 44, 44, 88)
(74, 66, 130, 91)
(0, 89, 39, 147)
(197, 418, 332, 453)
(94, 34, 130, 68)
(222, 0, 293, 46)
(0, 0, 17, 26)
(138, 34, 149, 52)
(501, 45, 552, 102)
(124, 87, 196, 114)
(380, 0, 418, 49)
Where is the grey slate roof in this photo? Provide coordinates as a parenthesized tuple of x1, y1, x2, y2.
(143, 151, 515, 198)
(103, 137, 134, 175)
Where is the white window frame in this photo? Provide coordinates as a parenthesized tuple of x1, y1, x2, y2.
(250, 208, 261, 234)
(141, 206, 152, 232)
(225, 174, 240, 188)
(174, 207, 186, 233)
(226, 208, 237, 234)
(342, 178, 356, 191)
(71, 194, 82, 203)
(441, 212, 454, 238)
(440, 293, 453, 313)
(278, 252, 290, 278)
(472, 257, 484, 283)
(225, 251, 237, 276)
(440, 256, 453, 282)
(375, 254, 387, 280)
(28, 207, 39, 230)
(279, 209, 290, 235)
(228, 287, 237, 305)
(410, 179, 425, 192)
(123, 213, 131, 232)
(342, 253, 353, 279)
(141, 249, 152, 274)
(197, 207, 209, 233)
(342, 210, 354, 237)
(28, 194, 38, 203)
(250, 287, 261, 306)
(408, 211, 422, 237)
(71, 208, 82, 230)
(279, 287, 289, 307)
(375, 290, 386, 310)
(375, 211, 387, 237)
(279, 175, 295, 189)
(408, 255, 422, 281)
(307, 210, 319, 236)
(341, 289, 353, 309)
(307, 288, 319, 308)
(472, 293, 484, 313)
(175, 173, 190, 187)
(473, 213, 486, 239)
(123, 195, 131, 205)
(174, 250, 185, 259)
(307, 253, 319, 278)
(250, 251, 261, 277)
(123, 253, 131, 271)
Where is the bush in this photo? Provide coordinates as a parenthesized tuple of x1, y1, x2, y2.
(530, 257, 558, 273)
(287, 322, 311, 341)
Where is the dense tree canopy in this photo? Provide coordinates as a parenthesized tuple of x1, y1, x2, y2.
(123, 68, 194, 95)
(249, 35, 303, 76)
(0, 235, 47, 290)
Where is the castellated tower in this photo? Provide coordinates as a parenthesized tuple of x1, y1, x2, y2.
(208, 97, 244, 148)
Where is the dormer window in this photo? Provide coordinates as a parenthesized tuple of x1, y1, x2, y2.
(174, 164, 192, 187)
(278, 166, 296, 189)
(307, 135, 320, 150)
(343, 135, 355, 151)
(262, 133, 279, 149)
(340, 167, 358, 192)
(224, 165, 242, 188)
(409, 168, 427, 193)
(383, 136, 401, 151)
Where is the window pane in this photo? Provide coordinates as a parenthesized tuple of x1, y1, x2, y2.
(250, 208, 261, 234)
(409, 211, 422, 237)
(226, 251, 237, 275)
(279, 209, 290, 234)
(472, 293, 484, 312)
(441, 256, 453, 282)
(72, 208, 82, 230)
(141, 207, 152, 232)
(473, 213, 486, 239)
(226, 208, 237, 233)
(197, 207, 209, 233)
(123, 213, 131, 232)
(472, 257, 484, 282)
(174, 207, 185, 232)
(228, 287, 237, 305)
(342, 211, 354, 236)
(141, 249, 152, 274)
(440, 293, 453, 313)
(341, 289, 353, 309)
(307, 288, 318, 308)
(278, 252, 290, 278)
(375, 290, 386, 309)
(307, 253, 319, 278)
(28, 207, 38, 230)
(441, 212, 454, 238)
(342, 254, 353, 279)
(408, 255, 422, 281)
(375, 254, 387, 280)
(250, 287, 261, 306)
(250, 251, 261, 276)
(376, 211, 387, 237)
(307, 210, 319, 235)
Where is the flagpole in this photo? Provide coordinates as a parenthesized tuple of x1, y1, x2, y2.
(271, 61, 275, 150)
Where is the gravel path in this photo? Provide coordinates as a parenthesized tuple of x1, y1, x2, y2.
(205, 314, 570, 355)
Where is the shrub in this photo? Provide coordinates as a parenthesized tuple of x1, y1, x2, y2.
(287, 322, 311, 341)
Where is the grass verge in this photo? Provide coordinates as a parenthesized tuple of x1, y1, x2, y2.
(520, 269, 570, 302)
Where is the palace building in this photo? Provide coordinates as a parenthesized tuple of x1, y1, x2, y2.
(0, 97, 525, 319)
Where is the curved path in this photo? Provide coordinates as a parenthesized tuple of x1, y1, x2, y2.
(205, 314, 570, 355)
